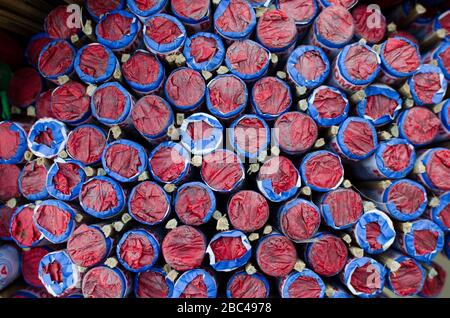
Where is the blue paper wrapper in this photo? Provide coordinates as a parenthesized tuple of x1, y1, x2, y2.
(325, 284, 351, 298)
(206, 230, 252, 272)
(341, 257, 386, 298)
(430, 192, 450, 232)
(46, 159, 86, 201)
(226, 271, 270, 298)
(27, 119, 68, 159)
(174, 182, 216, 226)
(287, 45, 330, 90)
(127, 0, 167, 21)
(134, 268, 174, 298)
(307, 85, 349, 127)
(437, 99, 450, 141)
(74, 43, 119, 84)
(279, 269, 326, 298)
(356, 84, 402, 127)
(408, 64, 447, 106)
(38, 250, 81, 297)
(415, 148, 449, 193)
(424, 42, 450, 82)
(0, 244, 21, 291)
(34, 200, 77, 244)
(143, 14, 186, 55)
(172, 269, 217, 298)
(396, 219, 445, 264)
(184, 33, 225, 72)
(214, 0, 256, 41)
(354, 209, 396, 254)
(352, 139, 416, 180)
(0, 122, 28, 164)
(116, 228, 160, 273)
(180, 113, 223, 156)
(102, 139, 148, 183)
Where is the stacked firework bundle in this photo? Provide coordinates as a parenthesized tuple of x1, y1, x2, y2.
(0, 0, 450, 299)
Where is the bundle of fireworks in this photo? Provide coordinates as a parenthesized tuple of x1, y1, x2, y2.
(1, 0, 450, 300)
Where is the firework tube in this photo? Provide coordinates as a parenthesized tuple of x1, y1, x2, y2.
(96, 10, 142, 54)
(184, 33, 225, 72)
(330, 42, 381, 93)
(300, 150, 344, 192)
(174, 182, 216, 226)
(36, 90, 55, 119)
(436, 100, 450, 142)
(308, 6, 355, 56)
(352, 4, 386, 44)
(67, 224, 113, 267)
(162, 225, 206, 271)
(116, 228, 160, 273)
(27, 118, 68, 159)
(0, 164, 20, 202)
(278, 199, 321, 242)
(206, 75, 248, 122)
(127, 0, 167, 21)
(352, 139, 415, 180)
(86, 0, 125, 22)
(171, 0, 211, 32)
(318, 188, 363, 230)
(0, 244, 21, 290)
(256, 233, 297, 277)
(225, 40, 270, 82)
(433, 10, 450, 42)
(201, 149, 245, 193)
(128, 181, 171, 226)
(134, 268, 174, 298)
(148, 141, 190, 185)
(74, 43, 119, 85)
(82, 265, 131, 298)
(276, 0, 319, 39)
(38, 250, 81, 297)
(33, 200, 77, 244)
(229, 114, 270, 160)
(122, 50, 165, 96)
(44, 5, 82, 41)
(172, 269, 217, 298)
(164, 67, 205, 112)
(378, 37, 421, 85)
(51, 81, 92, 126)
(407, 64, 447, 106)
(228, 190, 270, 232)
(214, 0, 256, 42)
(38, 40, 76, 84)
(356, 84, 402, 127)
(256, 9, 297, 57)
(180, 113, 223, 156)
(79, 176, 126, 219)
(430, 192, 450, 231)
(257, 156, 301, 202)
(25, 33, 52, 68)
(415, 148, 450, 193)
(279, 269, 326, 298)
(207, 230, 252, 272)
(397, 107, 441, 147)
(132, 95, 173, 144)
(226, 271, 270, 298)
(384, 251, 426, 297)
(0, 122, 28, 164)
(286, 45, 330, 90)
(46, 160, 86, 201)
(341, 257, 386, 298)
(395, 219, 444, 264)
(91, 82, 134, 128)
(143, 14, 186, 56)
(330, 117, 378, 161)
(251, 77, 292, 121)
(7, 67, 42, 109)
(102, 139, 148, 183)
(353, 209, 396, 254)
(66, 124, 107, 166)
(0, 205, 13, 240)
(424, 42, 450, 82)
(305, 232, 348, 276)
(307, 85, 349, 127)
(22, 247, 51, 288)
(419, 262, 447, 298)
